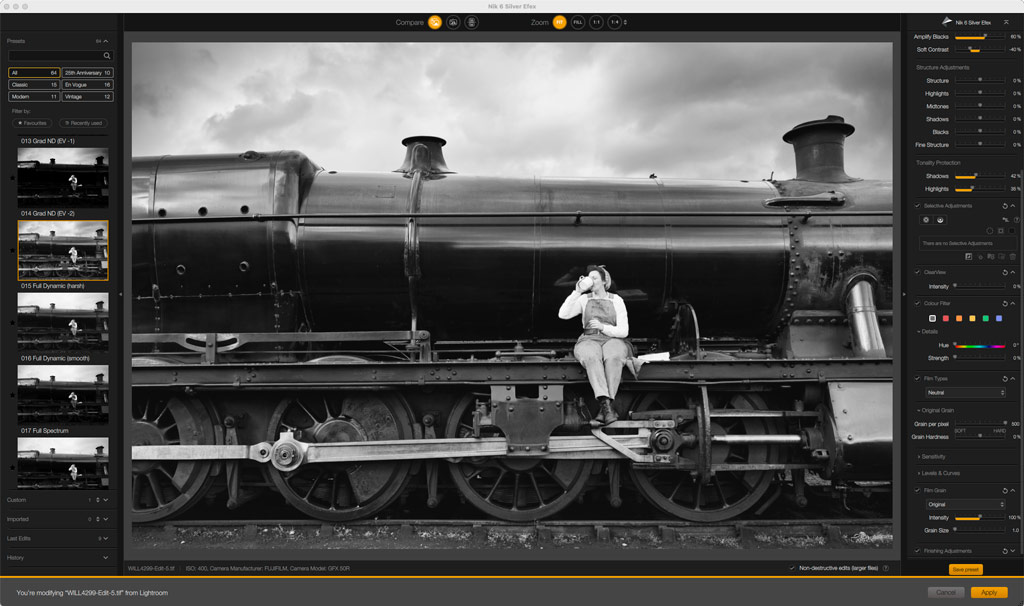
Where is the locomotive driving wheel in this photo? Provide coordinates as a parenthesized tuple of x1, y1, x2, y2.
(131, 392, 217, 522)
(628, 392, 779, 522)
(266, 392, 415, 522)
(446, 393, 594, 522)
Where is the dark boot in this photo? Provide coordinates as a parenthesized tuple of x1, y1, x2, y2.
(597, 397, 618, 425)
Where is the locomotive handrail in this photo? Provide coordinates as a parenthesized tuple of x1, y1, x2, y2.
(132, 209, 893, 224)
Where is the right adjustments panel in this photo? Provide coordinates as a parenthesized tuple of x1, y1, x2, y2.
(905, 13, 1023, 573)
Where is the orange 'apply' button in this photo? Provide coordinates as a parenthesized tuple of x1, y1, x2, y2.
(970, 587, 1007, 599)
(949, 563, 983, 576)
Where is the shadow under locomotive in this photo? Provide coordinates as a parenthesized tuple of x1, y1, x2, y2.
(130, 115, 894, 526)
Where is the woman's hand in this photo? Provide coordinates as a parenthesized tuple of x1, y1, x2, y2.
(586, 319, 604, 331)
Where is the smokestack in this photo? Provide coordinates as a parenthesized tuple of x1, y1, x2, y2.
(50, 448, 56, 454)
(50, 230, 56, 237)
(783, 115, 857, 183)
(96, 301, 104, 310)
(96, 156, 105, 166)
(96, 228, 104, 238)
(96, 445, 104, 455)
(50, 375, 56, 383)
(50, 303, 56, 310)
(96, 373, 105, 383)
(395, 136, 454, 177)
(50, 158, 56, 166)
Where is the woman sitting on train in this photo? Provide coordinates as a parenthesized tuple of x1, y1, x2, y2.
(557, 265, 629, 425)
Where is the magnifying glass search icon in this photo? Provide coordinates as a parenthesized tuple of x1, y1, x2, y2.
(103, 52, 111, 59)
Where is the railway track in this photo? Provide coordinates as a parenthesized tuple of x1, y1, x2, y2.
(134, 518, 893, 550)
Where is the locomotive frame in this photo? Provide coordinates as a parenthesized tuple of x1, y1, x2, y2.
(130, 115, 894, 527)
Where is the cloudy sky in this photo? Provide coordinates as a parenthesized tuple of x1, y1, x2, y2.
(19, 364, 107, 382)
(18, 147, 108, 165)
(132, 42, 892, 181)
(18, 292, 108, 310)
(18, 437, 108, 455)
(19, 220, 107, 239)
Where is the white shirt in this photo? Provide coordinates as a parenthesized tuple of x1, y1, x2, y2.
(558, 291, 629, 339)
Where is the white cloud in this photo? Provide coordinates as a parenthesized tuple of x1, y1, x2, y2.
(18, 364, 108, 382)
(18, 147, 108, 165)
(18, 220, 108, 239)
(18, 292, 109, 309)
(132, 42, 892, 181)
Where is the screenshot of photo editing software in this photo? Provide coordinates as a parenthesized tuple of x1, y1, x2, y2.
(1, 2, 1022, 603)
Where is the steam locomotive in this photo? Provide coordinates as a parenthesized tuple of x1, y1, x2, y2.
(17, 300, 110, 351)
(131, 115, 893, 524)
(17, 373, 110, 424)
(17, 446, 110, 490)
(17, 228, 109, 279)
(17, 156, 110, 207)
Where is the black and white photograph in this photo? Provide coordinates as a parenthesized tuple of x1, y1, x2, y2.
(17, 220, 109, 281)
(129, 42, 893, 551)
(17, 293, 110, 352)
(17, 365, 110, 424)
(17, 437, 110, 490)
(17, 147, 110, 208)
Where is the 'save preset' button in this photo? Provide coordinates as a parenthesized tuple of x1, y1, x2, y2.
(949, 564, 984, 576)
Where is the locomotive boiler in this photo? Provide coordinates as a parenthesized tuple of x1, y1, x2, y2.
(131, 115, 893, 524)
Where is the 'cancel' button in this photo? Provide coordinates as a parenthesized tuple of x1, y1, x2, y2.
(970, 588, 1007, 599)
(928, 587, 965, 599)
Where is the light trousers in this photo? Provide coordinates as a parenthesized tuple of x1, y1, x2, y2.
(573, 337, 630, 400)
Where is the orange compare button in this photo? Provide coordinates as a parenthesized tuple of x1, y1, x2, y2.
(949, 563, 983, 576)
(971, 587, 1007, 598)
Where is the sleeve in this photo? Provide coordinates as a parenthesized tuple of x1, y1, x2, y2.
(600, 296, 629, 338)
(558, 290, 585, 320)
